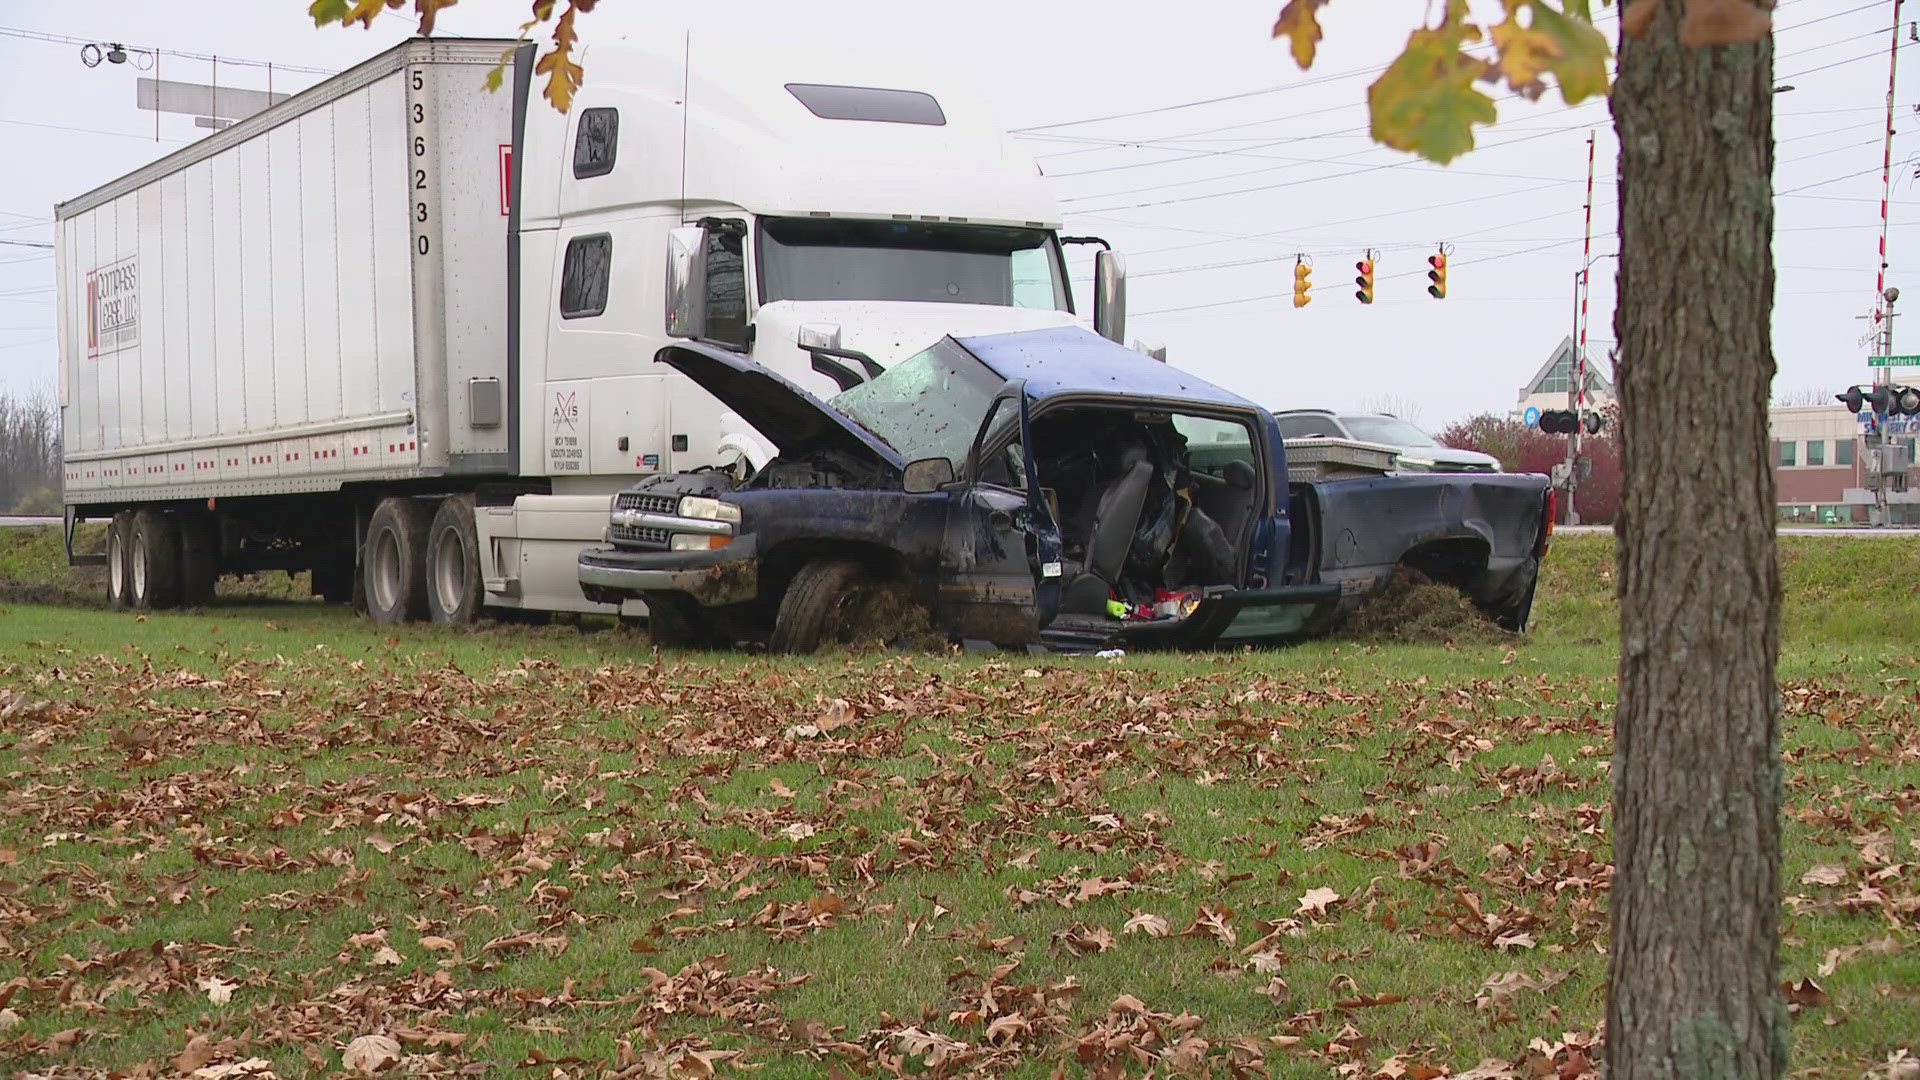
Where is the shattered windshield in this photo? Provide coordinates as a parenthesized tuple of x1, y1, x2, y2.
(829, 338, 1004, 467)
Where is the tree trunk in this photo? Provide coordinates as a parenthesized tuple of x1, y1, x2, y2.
(1606, 3, 1784, 1079)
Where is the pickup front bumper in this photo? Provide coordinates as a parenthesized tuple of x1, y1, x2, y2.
(578, 536, 760, 607)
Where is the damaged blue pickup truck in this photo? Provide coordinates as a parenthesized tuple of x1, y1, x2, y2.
(578, 327, 1553, 652)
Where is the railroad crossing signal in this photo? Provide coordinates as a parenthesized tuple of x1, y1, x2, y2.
(1354, 252, 1375, 305)
(1540, 409, 1604, 435)
(1293, 258, 1312, 308)
(1838, 384, 1920, 416)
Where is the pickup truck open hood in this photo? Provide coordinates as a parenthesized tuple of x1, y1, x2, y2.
(655, 341, 906, 472)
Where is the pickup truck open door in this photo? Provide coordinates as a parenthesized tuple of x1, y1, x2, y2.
(938, 381, 1064, 645)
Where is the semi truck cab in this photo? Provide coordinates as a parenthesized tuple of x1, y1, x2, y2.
(492, 34, 1127, 613)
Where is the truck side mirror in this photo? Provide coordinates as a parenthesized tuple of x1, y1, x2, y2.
(1094, 249, 1127, 344)
(665, 225, 710, 338)
(903, 457, 955, 494)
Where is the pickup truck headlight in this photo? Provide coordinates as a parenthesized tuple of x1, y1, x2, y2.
(678, 497, 743, 524)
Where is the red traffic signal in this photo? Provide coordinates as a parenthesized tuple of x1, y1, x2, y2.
(1426, 252, 1448, 299)
(1354, 259, 1375, 305)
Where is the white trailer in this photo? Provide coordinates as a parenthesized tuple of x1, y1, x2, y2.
(57, 32, 1126, 622)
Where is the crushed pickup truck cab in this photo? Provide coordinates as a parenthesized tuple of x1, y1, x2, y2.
(578, 326, 1553, 652)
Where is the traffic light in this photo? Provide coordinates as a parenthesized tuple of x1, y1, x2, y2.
(1427, 250, 1448, 299)
(1354, 254, 1375, 305)
(1584, 411, 1605, 435)
(1896, 385, 1920, 416)
(1838, 386, 1866, 413)
(1293, 258, 1313, 308)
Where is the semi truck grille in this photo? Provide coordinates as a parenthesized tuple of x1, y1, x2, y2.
(611, 524, 670, 548)
(615, 492, 679, 515)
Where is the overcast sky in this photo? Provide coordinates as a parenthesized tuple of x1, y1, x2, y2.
(0, 0, 1902, 427)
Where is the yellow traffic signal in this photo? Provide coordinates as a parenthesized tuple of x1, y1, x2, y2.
(1427, 250, 1448, 300)
(1293, 259, 1313, 308)
(1354, 256, 1374, 305)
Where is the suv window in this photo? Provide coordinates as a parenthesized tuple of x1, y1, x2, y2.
(1276, 415, 1340, 441)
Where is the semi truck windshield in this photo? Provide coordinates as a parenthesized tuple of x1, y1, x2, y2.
(758, 218, 1070, 312)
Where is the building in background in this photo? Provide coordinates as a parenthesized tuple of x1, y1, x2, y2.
(1515, 336, 1616, 418)
(1770, 405, 1920, 524)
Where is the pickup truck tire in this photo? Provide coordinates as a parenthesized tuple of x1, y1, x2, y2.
(107, 511, 134, 610)
(176, 511, 218, 608)
(770, 558, 871, 654)
(644, 594, 721, 649)
(426, 496, 484, 625)
(363, 497, 433, 624)
(129, 508, 181, 611)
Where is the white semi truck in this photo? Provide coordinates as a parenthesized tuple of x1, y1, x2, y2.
(54, 33, 1126, 622)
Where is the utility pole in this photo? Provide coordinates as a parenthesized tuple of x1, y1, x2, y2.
(1564, 132, 1597, 526)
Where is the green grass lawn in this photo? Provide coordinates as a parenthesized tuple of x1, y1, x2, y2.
(0, 532, 1914, 1079)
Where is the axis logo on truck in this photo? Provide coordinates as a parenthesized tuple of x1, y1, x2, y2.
(86, 256, 139, 359)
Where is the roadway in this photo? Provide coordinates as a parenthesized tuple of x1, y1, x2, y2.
(1561, 524, 1920, 537)
(0, 516, 59, 529)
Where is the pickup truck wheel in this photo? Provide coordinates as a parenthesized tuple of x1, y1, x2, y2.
(363, 497, 433, 624)
(129, 508, 181, 611)
(176, 511, 219, 608)
(643, 594, 720, 649)
(770, 558, 871, 654)
(107, 512, 134, 610)
(426, 496, 483, 625)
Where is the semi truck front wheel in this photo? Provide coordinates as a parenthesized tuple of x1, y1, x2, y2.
(364, 497, 433, 624)
(176, 511, 218, 608)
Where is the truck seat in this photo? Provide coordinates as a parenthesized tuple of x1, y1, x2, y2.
(1060, 458, 1154, 614)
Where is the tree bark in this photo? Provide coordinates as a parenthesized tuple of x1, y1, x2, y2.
(1606, 3, 1784, 1079)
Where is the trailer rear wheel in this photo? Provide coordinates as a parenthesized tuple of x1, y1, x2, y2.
(176, 511, 218, 608)
(364, 497, 433, 624)
(107, 512, 134, 609)
(129, 508, 181, 611)
(427, 496, 484, 625)
(769, 558, 872, 654)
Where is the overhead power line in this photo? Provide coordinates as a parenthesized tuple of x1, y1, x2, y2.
(0, 24, 336, 74)
(1029, 0, 1870, 175)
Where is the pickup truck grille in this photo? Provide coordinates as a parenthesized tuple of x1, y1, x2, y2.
(615, 492, 679, 515)
(611, 524, 670, 548)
